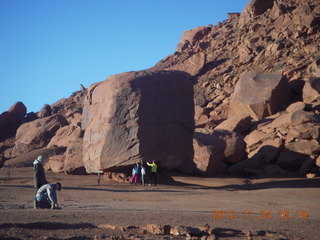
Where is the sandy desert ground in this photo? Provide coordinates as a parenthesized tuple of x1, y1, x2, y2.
(0, 167, 319, 240)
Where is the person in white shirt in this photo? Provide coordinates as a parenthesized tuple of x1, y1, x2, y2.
(35, 182, 61, 209)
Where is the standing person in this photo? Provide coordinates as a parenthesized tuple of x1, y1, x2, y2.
(140, 162, 146, 186)
(35, 182, 62, 209)
(33, 155, 47, 191)
(147, 160, 158, 186)
(33, 155, 47, 208)
(130, 163, 139, 185)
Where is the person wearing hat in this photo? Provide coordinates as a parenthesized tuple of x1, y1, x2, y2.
(33, 155, 48, 208)
(33, 155, 47, 192)
(35, 182, 62, 209)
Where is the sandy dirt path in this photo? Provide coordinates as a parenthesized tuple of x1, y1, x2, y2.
(0, 167, 319, 239)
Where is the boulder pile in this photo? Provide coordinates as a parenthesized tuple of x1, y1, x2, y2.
(1, 0, 319, 178)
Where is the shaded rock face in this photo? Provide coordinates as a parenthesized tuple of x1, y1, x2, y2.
(240, 0, 275, 26)
(167, 53, 206, 77)
(82, 70, 195, 173)
(0, 102, 26, 141)
(48, 125, 84, 174)
(176, 26, 212, 52)
(215, 113, 252, 134)
(232, 109, 320, 175)
(303, 78, 320, 104)
(11, 114, 68, 157)
(229, 71, 290, 120)
(37, 104, 52, 118)
(193, 130, 246, 176)
(3, 0, 320, 177)
(51, 90, 86, 121)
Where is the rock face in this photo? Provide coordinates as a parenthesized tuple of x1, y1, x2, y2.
(230, 109, 320, 175)
(0, 102, 26, 140)
(82, 70, 195, 173)
(11, 114, 68, 157)
(167, 53, 206, 77)
(193, 130, 246, 175)
(48, 125, 85, 174)
(229, 71, 290, 120)
(2, 0, 320, 177)
(37, 104, 52, 118)
(303, 78, 320, 104)
(176, 26, 212, 52)
(239, 0, 275, 26)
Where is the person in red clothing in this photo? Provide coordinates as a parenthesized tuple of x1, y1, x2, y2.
(130, 163, 139, 184)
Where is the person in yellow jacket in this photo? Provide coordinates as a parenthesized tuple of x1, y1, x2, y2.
(147, 160, 157, 186)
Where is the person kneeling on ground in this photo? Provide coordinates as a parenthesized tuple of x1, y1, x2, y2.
(35, 182, 61, 209)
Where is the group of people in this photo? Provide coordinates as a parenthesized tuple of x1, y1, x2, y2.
(131, 160, 158, 186)
(32, 156, 158, 209)
(33, 155, 61, 209)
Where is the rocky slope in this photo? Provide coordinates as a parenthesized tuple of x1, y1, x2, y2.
(1, 0, 319, 177)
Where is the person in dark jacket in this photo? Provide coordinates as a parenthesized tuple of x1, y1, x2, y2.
(33, 155, 47, 208)
(33, 155, 47, 191)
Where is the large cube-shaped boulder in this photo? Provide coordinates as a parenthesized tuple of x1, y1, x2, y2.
(229, 71, 290, 120)
(82, 70, 195, 173)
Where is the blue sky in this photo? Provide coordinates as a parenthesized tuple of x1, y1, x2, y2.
(1, 0, 248, 113)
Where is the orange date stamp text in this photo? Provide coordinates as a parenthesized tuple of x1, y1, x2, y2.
(211, 210, 309, 220)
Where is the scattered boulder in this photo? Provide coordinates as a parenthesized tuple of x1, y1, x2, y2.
(306, 173, 317, 178)
(215, 113, 252, 134)
(103, 172, 130, 183)
(0, 102, 27, 140)
(233, 105, 320, 175)
(246, 136, 282, 162)
(167, 52, 206, 76)
(169, 225, 203, 236)
(286, 101, 305, 113)
(193, 130, 246, 175)
(48, 125, 83, 148)
(193, 132, 226, 175)
(170, 226, 190, 236)
(97, 224, 126, 231)
(145, 224, 171, 235)
(229, 71, 290, 120)
(292, 4, 317, 28)
(285, 139, 319, 156)
(3, 0, 320, 179)
(303, 78, 320, 104)
(310, 61, 320, 78)
(239, 0, 275, 26)
(37, 104, 52, 118)
(176, 26, 212, 51)
(228, 13, 240, 20)
(44, 154, 65, 173)
(316, 155, 320, 167)
(51, 90, 86, 119)
(11, 114, 68, 157)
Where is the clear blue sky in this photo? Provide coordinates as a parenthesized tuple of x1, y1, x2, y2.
(1, 0, 248, 113)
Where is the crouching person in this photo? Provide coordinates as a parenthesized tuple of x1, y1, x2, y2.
(35, 182, 62, 209)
